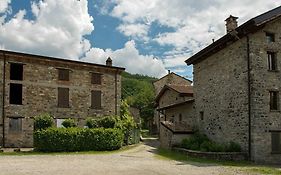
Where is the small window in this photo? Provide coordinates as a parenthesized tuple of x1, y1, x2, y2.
(58, 88, 69, 108)
(270, 91, 279, 111)
(266, 32, 275, 43)
(179, 114, 182, 122)
(56, 119, 65, 128)
(58, 69, 69, 81)
(271, 131, 281, 153)
(9, 118, 22, 133)
(91, 73, 102, 85)
(268, 52, 277, 71)
(10, 83, 22, 105)
(200, 111, 204, 120)
(91, 90, 101, 109)
(10, 63, 23, 80)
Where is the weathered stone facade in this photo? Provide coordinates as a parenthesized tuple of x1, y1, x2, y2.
(0, 58, 3, 146)
(0, 50, 124, 147)
(153, 72, 192, 95)
(186, 8, 281, 164)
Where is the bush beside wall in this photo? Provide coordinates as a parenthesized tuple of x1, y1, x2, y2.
(34, 127, 124, 152)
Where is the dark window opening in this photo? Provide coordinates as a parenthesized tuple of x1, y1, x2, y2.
(266, 32, 275, 43)
(58, 69, 69, 81)
(58, 88, 69, 108)
(10, 83, 22, 105)
(91, 73, 102, 85)
(271, 131, 281, 153)
(179, 114, 182, 122)
(200, 111, 204, 120)
(267, 52, 277, 71)
(10, 63, 23, 80)
(270, 91, 279, 111)
(91, 90, 101, 109)
(9, 118, 22, 133)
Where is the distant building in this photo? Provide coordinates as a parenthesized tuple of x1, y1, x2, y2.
(0, 50, 124, 147)
(153, 72, 192, 133)
(185, 6, 281, 164)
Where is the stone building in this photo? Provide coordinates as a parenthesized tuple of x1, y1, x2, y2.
(155, 85, 196, 148)
(153, 72, 192, 132)
(185, 6, 281, 164)
(0, 50, 125, 147)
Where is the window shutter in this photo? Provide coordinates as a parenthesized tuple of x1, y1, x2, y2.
(58, 69, 69, 81)
(58, 88, 69, 108)
(91, 73, 101, 84)
(91, 90, 101, 109)
(272, 132, 281, 153)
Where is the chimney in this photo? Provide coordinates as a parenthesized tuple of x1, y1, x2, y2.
(168, 70, 171, 74)
(106, 57, 112, 66)
(225, 15, 238, 33)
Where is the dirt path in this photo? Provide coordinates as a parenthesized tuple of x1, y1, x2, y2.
(0, 140, 253, 175)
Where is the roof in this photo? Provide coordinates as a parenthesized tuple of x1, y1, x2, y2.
(157, 99, 194, 111)
(155, 85, 193, 103)
(0, 49, 125, 70)
(185, 5, 281, 65)
(153, 72, 192, 84)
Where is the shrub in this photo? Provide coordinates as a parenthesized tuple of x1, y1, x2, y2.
(34, 113, 54, 130)
(62, 119, 76, 128)
(34, 127, 124, 152)
(181, 132, 241, 152)
(86, 116, 118, 129)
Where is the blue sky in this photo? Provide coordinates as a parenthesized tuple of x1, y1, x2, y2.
(0, 0, 280, 78)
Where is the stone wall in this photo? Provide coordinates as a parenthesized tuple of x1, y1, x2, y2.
(153, 73, 192, 95)
(1, 52, 123, 147)
(158, 89, 193, 109)
(248, 18, 281, 164)
(193, 37, 249, 152)
(0, 54, 3, 146)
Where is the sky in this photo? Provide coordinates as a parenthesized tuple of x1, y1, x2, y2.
(0, 1, 280, 79)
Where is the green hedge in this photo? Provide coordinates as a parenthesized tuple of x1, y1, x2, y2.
(34, 127, 124, 152)
(62, 119, 76, 128)
(34, 113, 54, 131)
(181, 132, 241, 152)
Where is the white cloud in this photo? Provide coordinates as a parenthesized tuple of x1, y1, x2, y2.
(0, 0, 94, 59)
(108, 0, 280, 68)
(83, 40, 167, 78)
(117, 23, 149, 40)
(0, 0, 11, 13)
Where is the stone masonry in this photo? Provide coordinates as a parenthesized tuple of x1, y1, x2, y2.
(186, 7, 281, 164)
(0, 50, 124, 147)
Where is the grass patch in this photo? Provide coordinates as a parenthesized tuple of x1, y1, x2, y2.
(156, 148, 281, 175)
(0, 144, 140, 156)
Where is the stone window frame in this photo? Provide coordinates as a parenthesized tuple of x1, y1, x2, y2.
(57, 68, 71, 81)
(265, 31, 275, 43)
(269, 90, 279, 112)
(8, 116, 23, 134)
(267, 51, 278, 71)
(270, 130, 281, 154)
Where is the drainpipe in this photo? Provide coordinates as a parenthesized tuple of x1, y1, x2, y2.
(2, 52, 6, 147)
(115, 70, 118, 115)
(246, 35, 252, 160)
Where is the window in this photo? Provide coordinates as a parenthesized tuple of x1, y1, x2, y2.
(58, 88, 69, 108)
(267, 52, 277, 71)
(91, 90, 101, 109)
(56, 119, 65, 128)
(271, 131, 281, 153)
(91, 73, 102, 85)
(10, 83, 22, 105)
(179, 113, 182, 122)
(200, 111, 204, 120)
(10, 63, 23, 80)
(266, 32, 275, 43)
(58, 69, 69, 81)
(9, 118, 22, 133)
(270, 91, 279, 111)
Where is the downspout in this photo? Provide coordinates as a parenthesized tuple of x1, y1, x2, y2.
(2, 53, 6, 147)
(115, 70, 118, 115)
(246, 35, 252, 160)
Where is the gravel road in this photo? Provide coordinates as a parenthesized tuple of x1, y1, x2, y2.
(0, 140, 253, 175)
